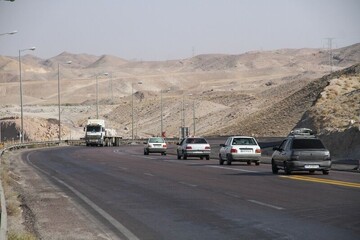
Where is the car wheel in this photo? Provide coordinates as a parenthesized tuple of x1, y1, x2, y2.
(183, 154, 188, 160)
(219, 154, 224, 165)
(226, 154, 232, 165)
(255, 161, 260, 166)
(205, 155, 210, 160)
(271, 160, 278, 174)
(284, 162, 292, 175)
(247, 161, 251, 165)
(163, 152, 167, 156)
(177, 151, 181, 159)
(322, 170, 329, 175)
(200, 156, 204, 160)
(309, 170, 315, 174)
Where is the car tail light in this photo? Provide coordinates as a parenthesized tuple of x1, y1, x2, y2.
(255, 149, 261, 153)
(324, 151, 331, 160)
(163, 144, 167, 148)
(205, 146, 211, 150)
(186, 146, 192, 150)
(230, 148, 237, 153)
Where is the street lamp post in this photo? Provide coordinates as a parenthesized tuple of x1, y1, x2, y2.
(131, 81, 142, 142)
(0, 30, 17, 142)
(19, 47, 36, 143)
(192, 99, 196, 136)
(160, 89, 170, 137)
(0, 30, 17, 36)
(95, 72, 108, 119)
(58, 61, 72, 142)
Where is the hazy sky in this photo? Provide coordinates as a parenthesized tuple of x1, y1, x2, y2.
(1, 0, 359, 60)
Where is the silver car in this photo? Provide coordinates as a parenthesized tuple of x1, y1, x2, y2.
(144, 137, 167, 155)
(271, 129, 331, 175)
(177, 137, 211, 160)
(219, 136, 261, 165)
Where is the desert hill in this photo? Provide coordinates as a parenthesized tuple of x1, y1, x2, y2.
(0, 43, 359, 161)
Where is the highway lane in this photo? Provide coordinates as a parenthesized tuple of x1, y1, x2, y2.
(24, 145, 360, 240)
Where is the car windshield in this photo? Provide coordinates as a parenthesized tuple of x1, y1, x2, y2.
(292, 139, 325, 149)
(149, 137, 165, 143)
(186, 138, 208, 144)
(232, 138, 257, 145)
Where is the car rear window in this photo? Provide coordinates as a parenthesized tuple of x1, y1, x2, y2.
(232, 138, 257, 145)
(292, 139, 325, 149)
(149, 137, 164, 143)
(186, 138, 208, 144)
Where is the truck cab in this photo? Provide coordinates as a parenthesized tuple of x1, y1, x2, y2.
(84, 119, 106, 146)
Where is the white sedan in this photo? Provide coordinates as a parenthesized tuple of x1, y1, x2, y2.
(144, 137, 167, 155)
(219, 136, 261, 165)
(177, 137, 211, 160)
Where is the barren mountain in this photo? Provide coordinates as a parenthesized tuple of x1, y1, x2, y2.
(0, 43, 359, 160)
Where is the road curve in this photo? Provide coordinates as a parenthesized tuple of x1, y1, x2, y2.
(23, 145, 360, 240)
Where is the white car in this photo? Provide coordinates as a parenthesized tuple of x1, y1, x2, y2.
(177, 137, 211, 160)
(144, 137, 167, 155)
(219, 136, 261, 165)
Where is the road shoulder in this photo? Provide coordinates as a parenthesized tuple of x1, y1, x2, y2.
(6, 149, 113, 240)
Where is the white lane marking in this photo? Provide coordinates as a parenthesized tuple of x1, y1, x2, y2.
(118, 167, 128, 171)
(142, 156, 157, 160)
(144, 173, 155, 177)
(225, 192, 241, 199)
(207, 165, 259, 173)
(163, 160, 185, 163)
(26, 152, 140, 240)
(113, 149, 125, 154)
(178, 181, 198, 187)
(248, 200, 284, 210)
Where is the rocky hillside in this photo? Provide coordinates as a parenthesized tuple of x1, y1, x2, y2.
(297, 64, 360, 159)
(0, 44, 359, 159)
(209, 64, 359, 136)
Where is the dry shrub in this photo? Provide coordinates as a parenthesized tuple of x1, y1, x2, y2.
(6, 198, 21, 216)
(8, 231, 37, 240)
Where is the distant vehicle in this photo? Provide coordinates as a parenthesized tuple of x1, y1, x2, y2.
(144, 137, 167, 155)
(177, 137, 211, 160)
(219, 136, 261, 165)
(271, 128, 331, 175)
(84, 119, 121, 147)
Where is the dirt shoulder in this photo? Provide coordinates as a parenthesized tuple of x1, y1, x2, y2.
(3, 148, 115, 240)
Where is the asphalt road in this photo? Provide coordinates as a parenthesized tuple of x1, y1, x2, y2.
(24, 145, 360, 240)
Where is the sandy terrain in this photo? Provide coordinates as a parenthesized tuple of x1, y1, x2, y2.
(0, 43, 359, 146)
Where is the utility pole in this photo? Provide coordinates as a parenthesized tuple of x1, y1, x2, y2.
(325, 38, 335, 72)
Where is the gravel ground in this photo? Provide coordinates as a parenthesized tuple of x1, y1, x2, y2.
(5, 149, 116, 240)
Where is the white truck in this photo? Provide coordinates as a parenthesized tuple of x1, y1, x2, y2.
(84, 119, 121, 146)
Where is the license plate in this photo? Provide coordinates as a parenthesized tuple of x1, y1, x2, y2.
(305, 165, 319, 169)
(241, 150, 252, 153)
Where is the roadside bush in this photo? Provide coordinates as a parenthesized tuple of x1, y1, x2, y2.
(8, 231, 36, 240)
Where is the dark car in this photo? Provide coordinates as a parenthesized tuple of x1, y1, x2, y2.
(271, 128, 331, 175)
